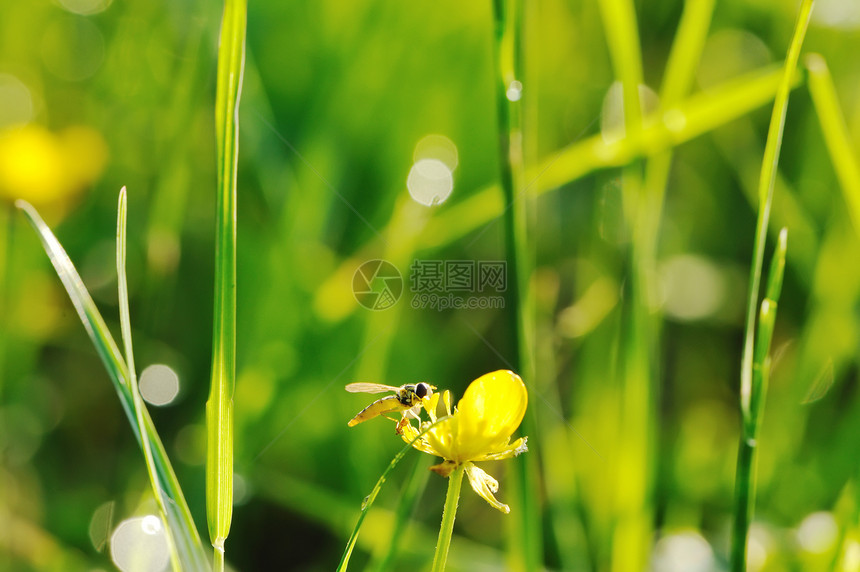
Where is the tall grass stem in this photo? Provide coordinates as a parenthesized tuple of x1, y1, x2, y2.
(17, 200, 209, 570)
(431, 464, 465, 572)
(207, 0, 246, 566)
(490, 1, 542, 569)
(732, 229, 788, 571)
(733, 2, 813, 569)
(337, 417, 449, 572)
(116, 188, 182, 572)
(0, 205, 12, 422)
(597, 0, 658, 568)
(805, 54, 860, 234)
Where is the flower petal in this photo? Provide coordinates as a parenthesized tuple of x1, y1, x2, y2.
(424, 415, 458, 461)
(474, 437, 529, 462)
(400, 421, 439, 456)
(423, 392, 440, 422)
(464, 463, 510, 514)
(454, 370, 528, 461)
(442, 390, 453, 416)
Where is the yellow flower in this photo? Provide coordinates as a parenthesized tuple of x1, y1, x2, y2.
(401, 370, 528, 513)
(0, 124, 107, 206)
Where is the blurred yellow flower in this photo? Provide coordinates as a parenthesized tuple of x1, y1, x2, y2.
(401, 370, 528, 513)
(0, 123, 107, 205)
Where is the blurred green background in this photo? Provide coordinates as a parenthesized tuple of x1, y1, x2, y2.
(2, 0, 860, 570)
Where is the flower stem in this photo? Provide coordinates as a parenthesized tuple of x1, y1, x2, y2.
(431, 464, 465, 572)
(214, 542, 225, 572)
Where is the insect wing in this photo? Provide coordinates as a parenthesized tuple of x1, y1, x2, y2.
(345, 382, 401, 394)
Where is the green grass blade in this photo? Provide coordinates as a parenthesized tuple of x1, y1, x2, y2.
(369, 455, 431, 572)
(597, 1, 658, 569)
(639, 0, 715, 313)
(733, 1, 813, 569)
(418, 64, 800, 252)
(16, 199, 209, 571)
(598, 0, 644, 134)
(116, 188, 182, 572)
(751, 228, 787, 434)
(805, 53, 860, 234)
(660, 0, 716, 106)
(739, 0, 812, 437)
(732, 229, 788, 572)
(207, 0, 246, 565)
(318, 64, 802, 325)
(337, 418, 448, 572)
(489, 1, 542, 570)
(430, 464, 465, 572)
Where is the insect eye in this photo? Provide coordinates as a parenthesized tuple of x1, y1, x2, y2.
(415, 383, 429, 398)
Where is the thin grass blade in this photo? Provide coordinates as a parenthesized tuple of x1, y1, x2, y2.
(337, 418, 448, 572)
(116, 188, 183, 572)
(805, 53, 860, 235)
(320, 63, 804, 320)
(597, 1, 660, 569)
(16, 199, 209, 571)
(418, 63, 801, 252)
(732, 229, 788, 572)
(369, 454, 432, 572)
(739, 0, 813, 433)
(489, 1, 542, 569)
(660, 0, 715, 105)
(750, 228, 788, 435)
(207, 0, 246, 566)
(733, 1, 814, 569)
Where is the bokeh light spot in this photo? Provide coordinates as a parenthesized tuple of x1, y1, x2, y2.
(797, 511, 838, 553)
(600, 81, 659, 145)
(844, 540, 860, 571)
(110, 516, 170, 572)
(89, 501, 115, 552)
(233, 473, 251, 506)
(413, 134, 458, 170)
(41, 16, 105, 82)
(652, 531, 714, 572)
(58, 0, 113, 15)
(0, 74, 33, 128)
(659, 255, 726, 321)
(813, 0, 860, 29)
(663, 109, 687, 133)
(506, 80, 523, 102)
(747, 524, 774, 572)
(407, 158, 453, 206)
(139, 364, 180, 406)
(697, 30, 770, 90)
(0, 123, 108, 205)
(140, 515, 162, 535)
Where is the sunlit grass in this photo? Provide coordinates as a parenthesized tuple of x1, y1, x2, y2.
(16, 197, 209, 571)
(732, 0, 814, 569)
(337, 415, 447, 572)
(489, 1, 541, 570)
(207, 0, 246, 569)
(116, 188, 183, 571)
(5, 0, 860, 570)
(805, 53, 860, 236)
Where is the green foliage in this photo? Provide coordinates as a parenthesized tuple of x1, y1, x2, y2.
(207, 0, 247, 567)
(3, 0, 860, 570)
(16, 199, 208, 571)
